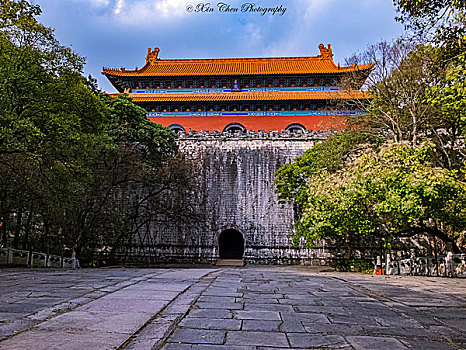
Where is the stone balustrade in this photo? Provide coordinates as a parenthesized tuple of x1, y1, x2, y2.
(379, 254, 466, 277)
(0, 248, 79, 268)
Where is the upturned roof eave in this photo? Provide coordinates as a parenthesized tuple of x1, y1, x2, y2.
(108, 90, 370, 102)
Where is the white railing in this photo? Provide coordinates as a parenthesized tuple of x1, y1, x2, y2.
(376, 254, 466, 277)
(0, 248, 79, 268)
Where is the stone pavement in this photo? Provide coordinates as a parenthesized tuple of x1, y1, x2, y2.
(0, 267, 465, 349)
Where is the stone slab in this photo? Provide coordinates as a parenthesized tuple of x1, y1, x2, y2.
(234, 310, 281, 321)
(195, 301, 243, 310)
(0, 329, 129, 350)
(241, 320, 281, 331)
(36, 310, 149, 334)
(225, 331, 289, 347)
(168, 328, 226, 345)
(179, 318, 241, 330)
(346, 336, 409, 349)
(188, 309, 233, 319)
(287, 333, 349, 348)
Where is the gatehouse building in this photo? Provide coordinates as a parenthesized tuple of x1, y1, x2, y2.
(102, 45, 373, 265)
(102, 44, 371, 135)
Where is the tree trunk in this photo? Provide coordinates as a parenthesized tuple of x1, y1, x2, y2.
(397, 225, 461, 253)
(344, 233, 353, 259)
(0, 216, 6, 248)
(23, 208, 34, 250)
(425, 226, 461, 253)
(13, 209, 22, 249)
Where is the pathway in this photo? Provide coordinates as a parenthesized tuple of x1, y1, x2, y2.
(0, 267, 464, 349)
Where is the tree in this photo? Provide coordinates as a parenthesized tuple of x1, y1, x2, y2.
(0, 0, 111, 251)
(343, 40, 466, 171)
(275, 1, 466, 258)
(390, 1, 466, 168)
(296, 143, 465, 255)
(274, 131, 381, 217)
(0, 1, 186, 265)
(343, 42, 448, 145)
(61, 94, 179, 262)
(394, 0, 466, 57)
(426, 55, 466, 168)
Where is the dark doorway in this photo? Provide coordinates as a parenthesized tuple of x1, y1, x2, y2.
(219, 229, 244, 259)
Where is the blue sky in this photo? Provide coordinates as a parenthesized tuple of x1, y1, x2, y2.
(33, 0, 404, 92)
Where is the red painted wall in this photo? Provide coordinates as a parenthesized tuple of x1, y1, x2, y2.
(147, 115, 348, 133)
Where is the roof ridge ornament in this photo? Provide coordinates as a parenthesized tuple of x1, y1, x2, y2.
(146, 47, 160, 65)
(318, 44, 333, 60)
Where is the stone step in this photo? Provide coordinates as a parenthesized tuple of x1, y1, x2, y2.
(216, 259, 245, 267)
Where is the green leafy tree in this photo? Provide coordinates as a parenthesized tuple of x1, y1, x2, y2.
(0, 1, 184, 264)
(296, 143, 465, 254)
(0, 0, 111, 251)
(394, 0, 466, 56)
(274, 131, 381, 216)
(343, 40, 466, 170)
(61, 94, 178, 261)
(426, 55, 466, 168)
(276, 1, 466, 258)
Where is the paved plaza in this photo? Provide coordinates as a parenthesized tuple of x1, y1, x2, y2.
(0, 267, 465, 349)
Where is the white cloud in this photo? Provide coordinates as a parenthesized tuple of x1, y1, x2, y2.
(155, 0, 189, 15)
(92, 0, 110, 5)
(300, 0, 335, 20)
(58, 0, 188, 20)
(114, 0, 124, 14)
(112, 0, 189, 23)
(63, 0, 110, 6)
(258, 0, 337, 57)
(243, 23, 264, 51)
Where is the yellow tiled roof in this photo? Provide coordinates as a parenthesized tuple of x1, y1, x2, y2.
(110, 90, 369, 102)
(102, 45, 374, 77)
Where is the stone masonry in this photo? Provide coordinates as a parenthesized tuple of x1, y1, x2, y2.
(134, 137, 335, 265)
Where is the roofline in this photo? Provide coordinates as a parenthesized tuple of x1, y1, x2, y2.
(102, 63, 375, 78)
(102, 44, 374, 76)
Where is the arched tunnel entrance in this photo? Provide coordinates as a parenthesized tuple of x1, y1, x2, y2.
(219, 229, 245, 259)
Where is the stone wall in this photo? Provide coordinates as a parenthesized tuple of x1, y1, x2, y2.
(116, 135, 460, 267)
(139, 137, 336, 265)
